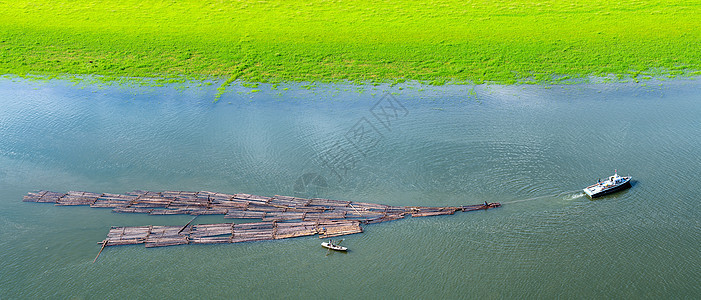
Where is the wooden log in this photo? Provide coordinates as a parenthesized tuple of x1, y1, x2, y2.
(119, 226, 151, 240)
(308, 198, 350, 208)
(286, 206, 326, 213)
(318, 221, 363, 238)
(91, 194, 135, 208)
(22, 191, 49, 202)
(129, 202, 167, 209)
(411, 209, 457, 217)
(269, 196, 309, 208)
(178, 216, 198, 234)
(262, 211, 305, 221)
(233, 229, 274, 237)
(409, 206, 458, 216)
(189, 236, 231, 244)
(246, 204, 285, 213)
(234, 193, 271, 205)
(274, 222, 317, 231)
(274, 228, 317, 239)
(130, 198, 171, 207)
(349, 201, 388, 210)
(353, 211, 385, 219)
(234, 222, 275, 230)
(161, 191, 183, 198)
(348, 203, 364, 216)
(145, 225, 188, 247)
(225, 211, 266, 219)
(363, 213, 406, 224)
(231, 235, 273, 243)
(319, 211, 347, 219)
(91, 203, 126, 208)
(461, 204, 498, 211)
(386, 206, 408, 214)
(168, 201, 208, 207)
(189, 223, 233, 237)
(112, 207, 153, 214)
(33, 191, 65, 203)
(192, 208, 228, 215)
(303, 211, 347, 221)
(93, 240, 107, 263)
(145, 238, 189, 248)
(200, 191, 235, 201)
(275, 221, 318, 228)
(56, 191, 100, 206)
(127, 190, 160, 198)
(247, 194, 273, 203)
(210, 200, 248, 208)
(149, 208, 194, 215)
(104, 226, 148, 245)
(105, 239, 144, 246)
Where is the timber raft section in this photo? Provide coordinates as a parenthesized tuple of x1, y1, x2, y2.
(23, 190, 500, 248)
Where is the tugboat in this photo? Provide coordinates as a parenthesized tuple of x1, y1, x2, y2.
(583, 170, 632, 198)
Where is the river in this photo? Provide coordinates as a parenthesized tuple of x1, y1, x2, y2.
(1, 78, 699, 298)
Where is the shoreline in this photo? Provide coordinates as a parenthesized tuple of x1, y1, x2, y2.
(3, 72, 698, 89)
(3, 75, 698, 106)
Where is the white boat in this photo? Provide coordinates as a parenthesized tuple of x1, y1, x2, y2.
(321, 240, 347, 251)
(583, 170, 632, 198)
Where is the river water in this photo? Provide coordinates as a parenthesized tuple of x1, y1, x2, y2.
(1, 78, 699, 298)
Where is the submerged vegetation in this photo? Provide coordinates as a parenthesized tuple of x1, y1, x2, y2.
(1, 0, 699, 85)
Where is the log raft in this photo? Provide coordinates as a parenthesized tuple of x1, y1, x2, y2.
(23, 190, 501, 248)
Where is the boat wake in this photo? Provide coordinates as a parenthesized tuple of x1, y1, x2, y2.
(501, 190, 583, 204)
(562, 192, 585, 201)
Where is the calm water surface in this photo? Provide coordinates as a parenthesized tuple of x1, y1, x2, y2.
(1, 78, 699, 298)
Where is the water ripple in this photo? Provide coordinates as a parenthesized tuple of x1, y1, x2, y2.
(1, 79, 700, 298)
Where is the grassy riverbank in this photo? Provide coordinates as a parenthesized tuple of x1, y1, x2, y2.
(1, 0, 699, 84)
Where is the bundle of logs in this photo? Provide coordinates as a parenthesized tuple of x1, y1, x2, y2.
(23, 190, 500, 248)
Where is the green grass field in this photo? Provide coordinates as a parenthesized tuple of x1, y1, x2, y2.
(1, 0, 699, 84)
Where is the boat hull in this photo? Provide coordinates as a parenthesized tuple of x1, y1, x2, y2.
(321, 242, 347, 251)
(584, 178, 631, 198)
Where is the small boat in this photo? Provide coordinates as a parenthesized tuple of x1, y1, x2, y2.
(583, 170, 632, 198)
(321, 240, 347, 251)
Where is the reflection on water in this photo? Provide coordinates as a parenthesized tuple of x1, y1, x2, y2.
(1, 78, 700, 298)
